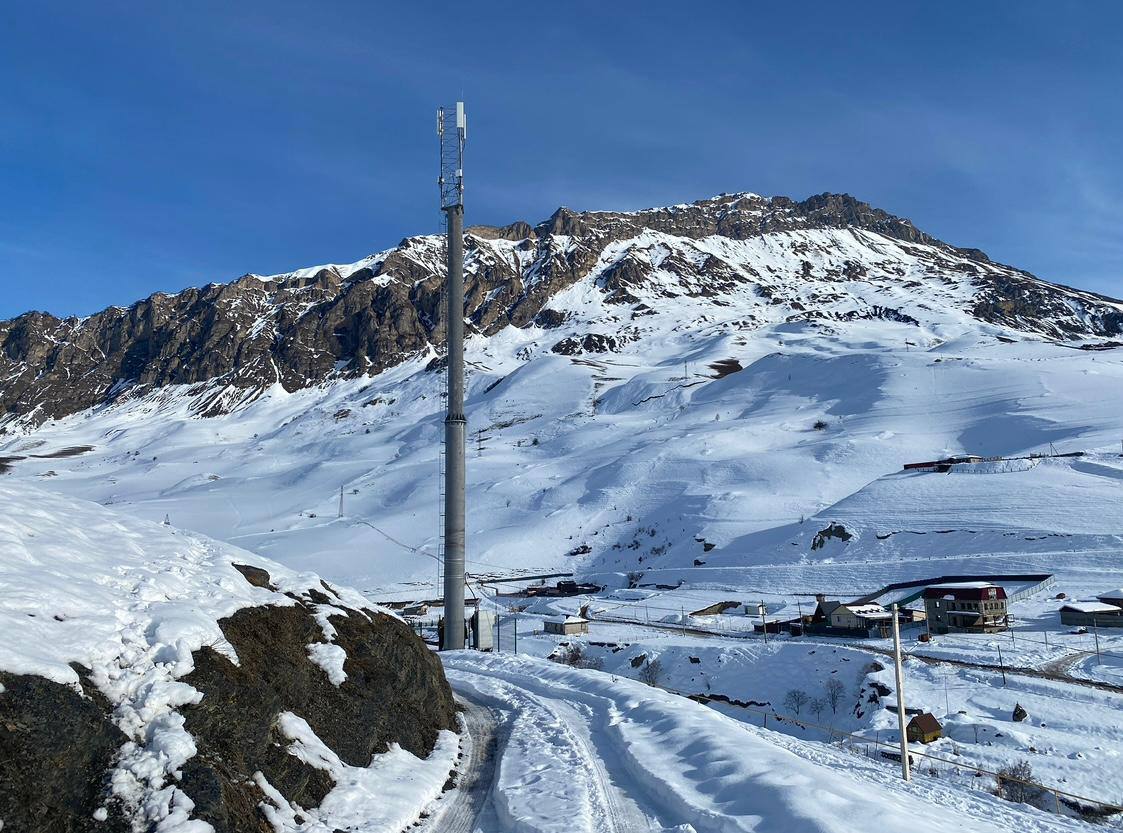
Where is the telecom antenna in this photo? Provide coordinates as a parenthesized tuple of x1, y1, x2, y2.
(438, 102, 467, 650)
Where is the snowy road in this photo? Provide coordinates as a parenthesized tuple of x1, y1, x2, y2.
(445, 660, 675, 832)
(417, 696, 500, 833)
(441, 652, 1095, 833)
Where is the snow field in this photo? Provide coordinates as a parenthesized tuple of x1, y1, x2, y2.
(444, 652, 1095, 833)
(5, 229, 1123, 598)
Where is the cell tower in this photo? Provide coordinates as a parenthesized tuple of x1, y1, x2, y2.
(438, 102, 467, 650)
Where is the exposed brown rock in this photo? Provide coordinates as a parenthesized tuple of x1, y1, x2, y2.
(3, 192, 1120, 429)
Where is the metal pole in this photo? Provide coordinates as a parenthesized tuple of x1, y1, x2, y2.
(441, 203, 467, 648)
(437, 102, 467, 652)
(891, 603, 911, 781)
(997, 643, 1006, 686)
(1092, 617, 1101, 660)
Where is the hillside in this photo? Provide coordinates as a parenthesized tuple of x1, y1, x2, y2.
(1, 194, 1122, 600)
(0, 483, 457, 832)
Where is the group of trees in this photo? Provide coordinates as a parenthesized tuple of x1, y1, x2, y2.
(783, 677, 847, 722)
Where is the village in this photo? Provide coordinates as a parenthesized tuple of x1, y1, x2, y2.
(384, 555, 1123, 821)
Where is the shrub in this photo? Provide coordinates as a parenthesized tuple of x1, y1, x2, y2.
(995, 761, 1045, 805)
(637, 658, 663, 687)
(553, 643, 603, 671)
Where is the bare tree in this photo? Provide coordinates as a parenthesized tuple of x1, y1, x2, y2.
(824, 678, 846, 714)
(783, 689, 810, 715)
(809, 698, 826, 723)
(637, 658, 663, 687)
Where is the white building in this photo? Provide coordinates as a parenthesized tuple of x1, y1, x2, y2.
(544, 615, 589, 636)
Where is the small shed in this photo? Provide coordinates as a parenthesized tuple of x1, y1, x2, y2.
(1060, 601, 1123, 627)
(906, 713, 943, 744)
(1097, 589, 1123, 608)
(544, 615, 589, 636)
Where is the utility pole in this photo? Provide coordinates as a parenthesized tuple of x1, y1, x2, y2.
(997, 643, 1007, 686)
(1092, 617, 1102, 661)
(438, 102, 468, 651)
(891, 604, 911, 781)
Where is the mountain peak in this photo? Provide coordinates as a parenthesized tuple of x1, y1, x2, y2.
(2, 190, 1121, 431)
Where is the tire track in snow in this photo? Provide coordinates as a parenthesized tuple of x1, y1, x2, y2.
(549, 699, 663, 833)
(445, 664, 678, 833)
(415, 695, 499, 833)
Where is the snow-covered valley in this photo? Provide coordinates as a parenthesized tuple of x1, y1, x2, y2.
(3, 192, 1123, 831)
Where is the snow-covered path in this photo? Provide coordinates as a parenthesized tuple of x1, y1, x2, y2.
(441, 653, 1095, 833)
(417, 697, 501, 833)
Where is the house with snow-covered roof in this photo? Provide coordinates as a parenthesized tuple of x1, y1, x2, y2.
(829, 603, 893, 633)
(806, 597, 894, 638)
(923, 582, 1007, 634)
(1096, 588, 1123, 608)
(1060, 600, 1123, 628)
(544, 615, 589, 636)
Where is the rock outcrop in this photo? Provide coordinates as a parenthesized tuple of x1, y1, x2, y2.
(0, 572, 457, 833)
(0, 481, 459, 833)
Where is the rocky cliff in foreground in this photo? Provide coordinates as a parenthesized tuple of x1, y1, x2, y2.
(0, 484, 457, 833)
(2, 192, 1121, 430)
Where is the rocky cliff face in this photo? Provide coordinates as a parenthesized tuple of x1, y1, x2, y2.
(3, 192, 1121, 429)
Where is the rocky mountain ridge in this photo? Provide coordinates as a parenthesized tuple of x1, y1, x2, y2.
(2, 191, 1121, 430)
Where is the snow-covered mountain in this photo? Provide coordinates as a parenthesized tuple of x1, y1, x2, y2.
(3, 192, 1122, 430)
(2, 191, 1122, 597)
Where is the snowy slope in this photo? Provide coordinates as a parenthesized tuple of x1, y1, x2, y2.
(2, 194, 1122, 601)
(0, 482, 457, 833)
(443, 651, 1094, 833)
(3, 303, 1122, 599)
(695, 451, 1123, 573)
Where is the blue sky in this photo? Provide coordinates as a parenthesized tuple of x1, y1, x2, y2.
(2, 1, 1121, 318)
